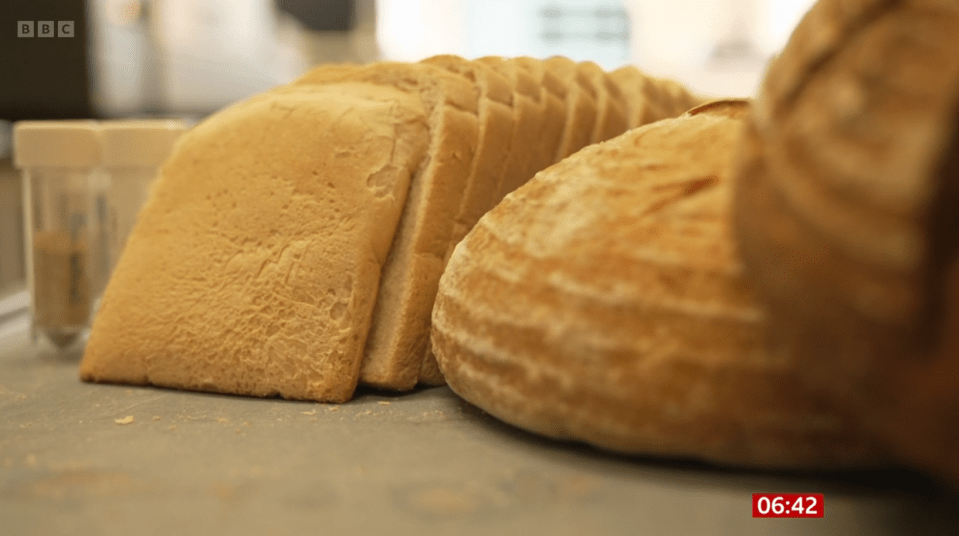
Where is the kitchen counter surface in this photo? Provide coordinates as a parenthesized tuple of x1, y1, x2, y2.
(2, 325, 957, 536)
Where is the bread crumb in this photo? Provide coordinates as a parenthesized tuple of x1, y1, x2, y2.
(242, 421, 251, 426)
(377, 401, 391, 406)
(21, 422, 32, 428)
(114, 416, 135, 425)
(327, 406, 340, 412)
(217, 417, 228, 424)
(168, 425, 177, 431)
(152, 416, 162, 421)
(301, 409, 317, 416)
(235, 428, 243, 434)
(25, 454, 37, 467)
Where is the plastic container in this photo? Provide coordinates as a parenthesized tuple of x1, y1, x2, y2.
(14, 121, 103, 348)
(13, 119, 186, 349)
(98, 120, 185, 292)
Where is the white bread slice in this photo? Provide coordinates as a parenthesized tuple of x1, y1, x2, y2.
(474, 56, 544, 204)
(609, 67, 704, 129)
(419, 55, 514, 263)
(80, 83, 429, 402)
(543, 56, 600, 161)
(510, 57, 567, 178)
(577, 61, 629, 144)
(415, 55, 515, 385)
(300, 62, 480, 390)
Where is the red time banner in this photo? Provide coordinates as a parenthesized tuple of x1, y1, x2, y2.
(752, 493, 824, 518)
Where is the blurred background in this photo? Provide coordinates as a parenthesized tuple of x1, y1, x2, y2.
(0, 0, 816, 304)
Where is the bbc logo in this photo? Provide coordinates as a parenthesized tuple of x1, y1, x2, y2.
(17, 21, 75, 38)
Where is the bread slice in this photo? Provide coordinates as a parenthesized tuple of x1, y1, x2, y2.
(303, 62, 480, 390)
(577, 61, 629, 144)
(432, 100, 886, 467)
(415, 54, 515, 385)
(419, 55, 514, 264)
(543, 56, 600, 161)
(418, 56, 568, 386)
(510, 57, 567, 178)
(608, 66, 705, 130)
(80, 83, 429, 402)
(475, 56, 545, 204)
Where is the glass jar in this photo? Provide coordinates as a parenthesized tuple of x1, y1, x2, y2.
(14, 121, 103, 348)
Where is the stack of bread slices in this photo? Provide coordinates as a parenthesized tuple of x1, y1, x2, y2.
(79, 55, 702, 403)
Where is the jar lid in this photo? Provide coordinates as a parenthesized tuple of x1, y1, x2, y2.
(13, 120, 102, 168)
(100, 119, 188, 167)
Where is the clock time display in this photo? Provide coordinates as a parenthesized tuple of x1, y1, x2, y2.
(752, 493, 824, 518)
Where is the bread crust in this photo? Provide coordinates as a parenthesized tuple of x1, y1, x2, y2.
(432, 100, 887, 467)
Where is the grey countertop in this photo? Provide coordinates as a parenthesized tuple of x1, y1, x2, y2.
(1, 323, 957, 536)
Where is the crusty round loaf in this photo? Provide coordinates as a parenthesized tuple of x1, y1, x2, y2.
(730, 0, 959, 480)
(432, 100, 886, 468)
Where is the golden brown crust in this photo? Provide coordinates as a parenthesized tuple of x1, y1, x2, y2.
(432, 100, 887, 468)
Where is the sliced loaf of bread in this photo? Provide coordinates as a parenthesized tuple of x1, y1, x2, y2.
(80, 83, 429, 402)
